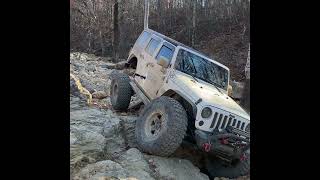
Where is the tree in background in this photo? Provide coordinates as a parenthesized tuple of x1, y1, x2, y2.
(70, 0, 250, 81)
(241, 44, 250, 112)
(113, 0, 120, 62)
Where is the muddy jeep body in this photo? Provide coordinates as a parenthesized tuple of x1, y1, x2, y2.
(111, 28, 250, 178)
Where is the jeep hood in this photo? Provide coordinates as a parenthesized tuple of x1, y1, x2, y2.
(174, 72, 250, 120)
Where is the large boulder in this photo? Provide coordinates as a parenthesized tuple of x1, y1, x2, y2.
(70, 128, 107, 174)
(119, 116, 138, 148)
(74, 149, 154, 180)
(70, 97, 126, 176)
(115, 148, 155, 180)
(70, 107, 108, 173)
(73, 160, 127, 180)
(70, 108, 107, 133)
(145, 155, 210, 180)
(101, 112, 126, 159)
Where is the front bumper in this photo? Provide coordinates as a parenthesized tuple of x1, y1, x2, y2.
(195, 129, 250, 162)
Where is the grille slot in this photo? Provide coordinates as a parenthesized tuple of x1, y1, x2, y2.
(227, 117, 233, 126)
(236, 121, 241, 128)
(241, 122, 245, 130)
(221, 116, 228, 129)
(210, 112, 218, 128)
(216, 114, 223, 129)
(232, 119, 237, 126)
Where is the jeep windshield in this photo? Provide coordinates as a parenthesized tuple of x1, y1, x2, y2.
(174, 49, 229, 91)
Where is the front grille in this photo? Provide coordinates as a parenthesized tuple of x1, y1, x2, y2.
(209, 110, 248, 132)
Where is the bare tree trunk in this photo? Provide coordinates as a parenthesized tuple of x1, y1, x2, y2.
(157, 0, 161, 29)
(113, 0, 119, 62)
(99, 30, 105, 56)
(169, 0, 173, 29)
(191, 0, 196, 47)
(241, 44, 250, 113)
(187, 0, 192, 44)
(144, 0, 149, 29)
(88, 31, 91, 52)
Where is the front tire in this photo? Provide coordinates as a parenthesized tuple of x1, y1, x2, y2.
(135, 96, 188, 156)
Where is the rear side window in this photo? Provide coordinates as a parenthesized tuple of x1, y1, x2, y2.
(136, 31, 151, 47)
(156, 43, 175, 61)
(145, 38, 160, 55)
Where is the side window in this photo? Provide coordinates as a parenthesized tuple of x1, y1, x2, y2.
(145, 38, 160, 55)
(136, 31, 151, 47)
(155, 45, 174, 64)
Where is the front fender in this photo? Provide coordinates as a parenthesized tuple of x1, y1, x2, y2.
(161, 89, 198, 119)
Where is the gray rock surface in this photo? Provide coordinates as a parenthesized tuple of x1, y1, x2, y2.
(230, 80, 244, 99)
(92, 91, 108, 99)
(145, 155, 210, 180)
(74, 148, 154, 180)
(70, 95, 126, 176)
(73, 160, 127, 180)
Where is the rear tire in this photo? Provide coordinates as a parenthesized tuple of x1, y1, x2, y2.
(110, 72, 133, 111)
(135, 96, 188, 156)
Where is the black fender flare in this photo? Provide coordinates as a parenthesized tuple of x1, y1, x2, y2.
(161, 89, 198, 119)
(126, 54, 138, 67)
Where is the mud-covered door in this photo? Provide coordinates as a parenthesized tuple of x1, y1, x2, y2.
(136, 35, 161, 97)
(133, 31, 152, 86)
(143, 42, 176, 99)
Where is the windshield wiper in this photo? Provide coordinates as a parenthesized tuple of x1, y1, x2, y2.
(210, 81, 223, 94)
(180, 69, 199, 83)
(190, 73, 199, 82)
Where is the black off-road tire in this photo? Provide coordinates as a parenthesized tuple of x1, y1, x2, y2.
(110, 72, 133, 111)
(205, 152, 250, 178)
(135, 96, 188, 156)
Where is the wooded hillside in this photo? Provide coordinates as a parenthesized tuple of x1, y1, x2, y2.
(70, 0, 250, 81)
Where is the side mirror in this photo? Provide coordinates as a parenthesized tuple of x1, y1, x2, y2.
(157, 56, 169, 68)
(227, 85, 233, 97)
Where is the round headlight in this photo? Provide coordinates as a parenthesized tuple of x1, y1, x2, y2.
(245, 123, 250, 132)
(201, 107, 212, 118)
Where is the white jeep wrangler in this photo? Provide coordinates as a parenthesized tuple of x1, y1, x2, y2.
(110, 28, 250, 178)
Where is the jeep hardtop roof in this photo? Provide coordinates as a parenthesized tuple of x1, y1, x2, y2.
(144, 28, 229, 71)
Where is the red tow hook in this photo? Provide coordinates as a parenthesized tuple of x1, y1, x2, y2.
(202, 143, 211, 152)
(240, 153, 248, 161)
(220, 137, 229, 145)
